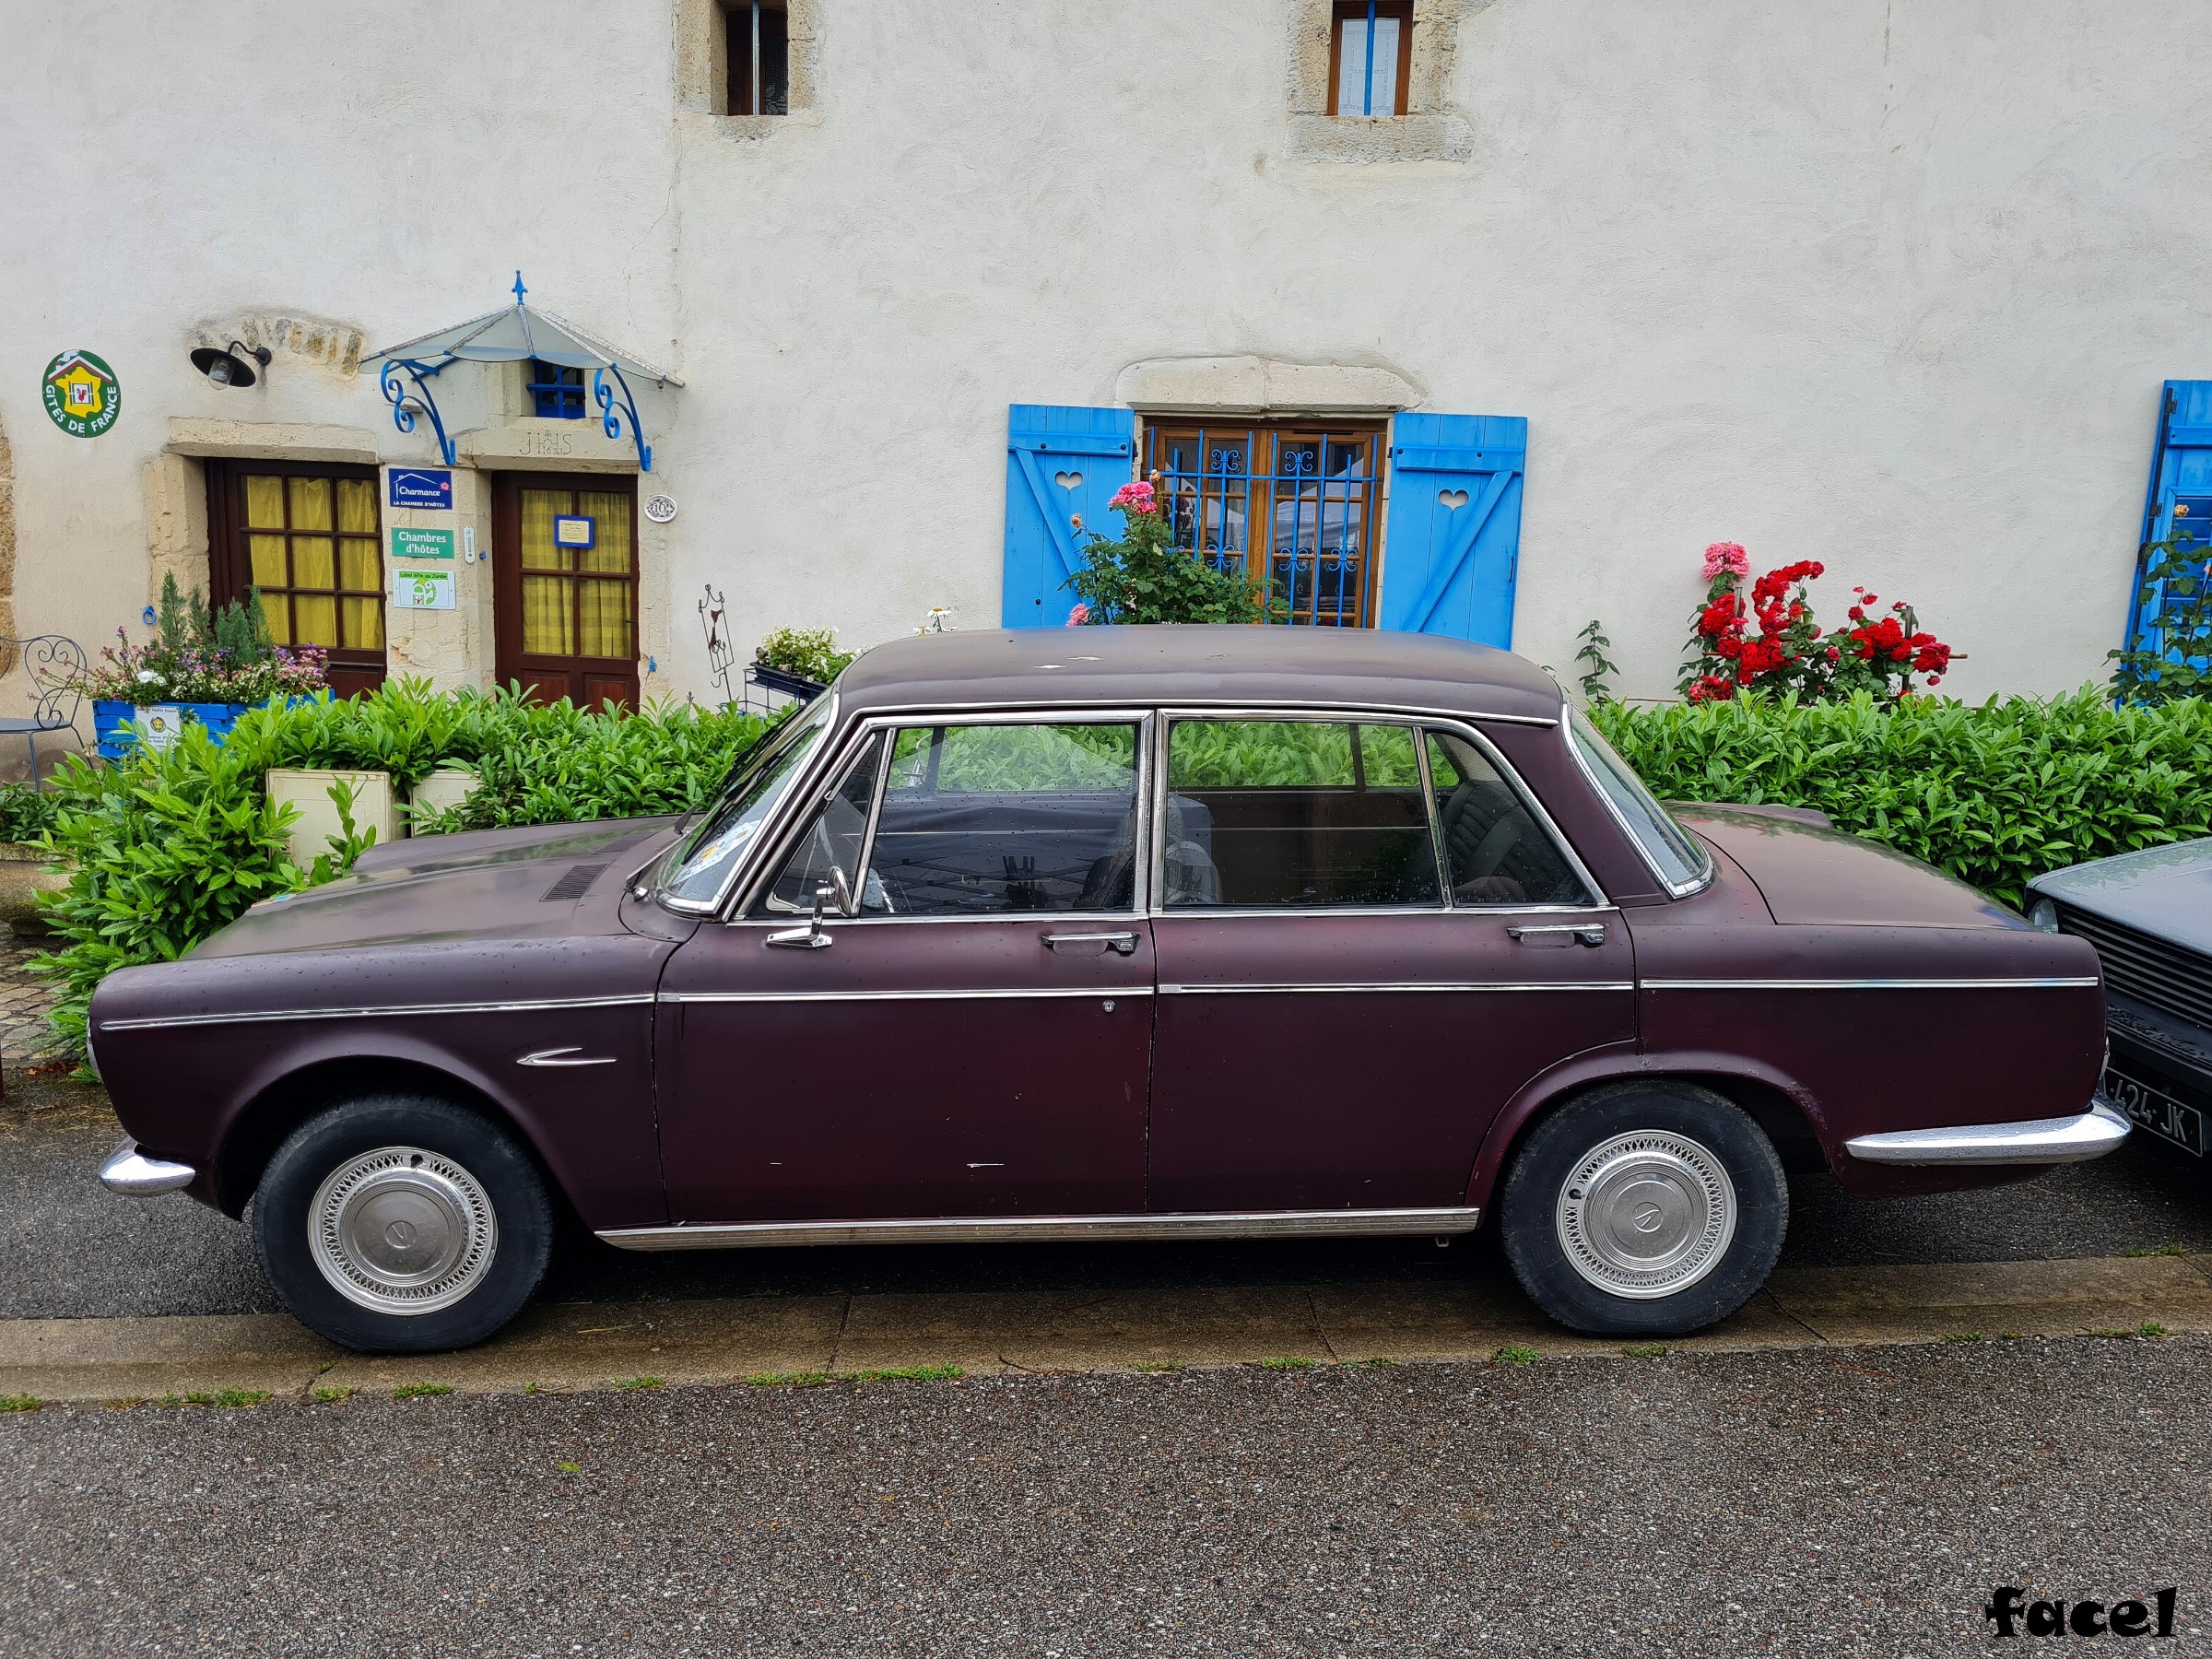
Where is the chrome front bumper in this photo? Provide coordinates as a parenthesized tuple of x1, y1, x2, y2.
(99, 1138, 198, 1196)
(1843, 1096, 2131, 1167)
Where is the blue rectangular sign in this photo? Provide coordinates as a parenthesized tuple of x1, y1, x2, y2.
(388, 467, 453, 510)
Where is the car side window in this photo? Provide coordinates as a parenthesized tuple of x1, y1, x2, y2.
(756, 733, 888, 914)
(859, 722, 1142, 915)
(1163, 719, 1441, 909)
(1424, 730, 1594, 907)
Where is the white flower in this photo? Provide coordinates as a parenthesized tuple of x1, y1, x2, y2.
(136, 669, 160, 683)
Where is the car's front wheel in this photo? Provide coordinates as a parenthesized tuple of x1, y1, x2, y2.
(1497, 1081, 1787, 1337)
(253, 1094, 552, 1354)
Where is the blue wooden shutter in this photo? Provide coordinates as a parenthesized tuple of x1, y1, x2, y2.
(1378, 414, 1527, 646)
(1003, 406, 1136, 628)
(2125, 381, 2212, 661)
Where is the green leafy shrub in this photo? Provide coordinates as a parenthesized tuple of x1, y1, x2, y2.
(1592, 689, 2212, 908)
(0, 783, 61, 844)
(32, 682, 775, 1055)
(1065, 478, 1277, 626)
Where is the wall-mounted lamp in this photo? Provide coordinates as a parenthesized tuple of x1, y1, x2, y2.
(189, 340, 273, 388)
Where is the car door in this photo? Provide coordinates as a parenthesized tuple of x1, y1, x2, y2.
(1147, 714, 1637, 1214)
(654, 712, 1157, 1225)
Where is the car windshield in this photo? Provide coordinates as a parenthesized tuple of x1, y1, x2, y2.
(656, 696, 835, 907)
(1566, 707, 1712, 894)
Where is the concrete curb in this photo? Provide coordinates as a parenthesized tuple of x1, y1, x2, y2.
(3, 1254, 2208, 1405)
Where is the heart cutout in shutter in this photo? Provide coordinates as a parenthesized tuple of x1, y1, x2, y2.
(1053, 471, 1085, 491)
(1438, 488, 1470, 510)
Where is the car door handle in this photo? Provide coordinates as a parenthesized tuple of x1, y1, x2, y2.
(1508, 924, 1607, 948)
(1043, 931, 1140, 956)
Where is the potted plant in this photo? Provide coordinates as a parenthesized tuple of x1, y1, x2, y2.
(747, 625, 856, 704)
(82, 576, 329, 759)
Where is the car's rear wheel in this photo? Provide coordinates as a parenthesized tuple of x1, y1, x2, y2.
(253, 1095, 552, 1354)
(1498, 1081, 1787, 1336)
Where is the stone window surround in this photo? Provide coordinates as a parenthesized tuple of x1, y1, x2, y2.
(1286, 0, 1481, 165)
(676, 0, 821, 135)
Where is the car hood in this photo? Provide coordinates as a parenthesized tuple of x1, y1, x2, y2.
(190, 817, 683, 958)
(2028, 835, 2212, 942)
(1673, 804, 2021, 929)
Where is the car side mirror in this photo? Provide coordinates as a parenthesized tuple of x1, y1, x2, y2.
(766, 865, 853, 950)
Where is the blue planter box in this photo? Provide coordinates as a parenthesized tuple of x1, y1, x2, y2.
(94, 700, 252, 762)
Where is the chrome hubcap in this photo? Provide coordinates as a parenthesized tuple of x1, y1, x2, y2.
(1554, 1130, 1736, 1300)
(309, 1146, 498, 1315)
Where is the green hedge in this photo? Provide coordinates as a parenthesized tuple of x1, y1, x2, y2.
(33, 685, 772, 1055)
(1591, 689, 2212, 909)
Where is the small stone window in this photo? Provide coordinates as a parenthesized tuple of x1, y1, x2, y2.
(1328, 2, 1411, 117)
(526, 359, 587, 420)
(724, 0, 788, 115)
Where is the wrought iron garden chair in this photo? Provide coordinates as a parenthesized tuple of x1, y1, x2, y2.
(0, 635, 88, 791)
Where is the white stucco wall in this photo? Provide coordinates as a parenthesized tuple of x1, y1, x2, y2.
(3, 0, 2208, 713)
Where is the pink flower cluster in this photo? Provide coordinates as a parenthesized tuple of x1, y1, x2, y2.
(1701, 541, 1751, 582)
(1109, 480, 1158, 514)
(1065, 603, 1092, 627)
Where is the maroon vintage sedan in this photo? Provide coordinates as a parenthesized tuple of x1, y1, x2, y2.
(91, 628, 2125, 1352)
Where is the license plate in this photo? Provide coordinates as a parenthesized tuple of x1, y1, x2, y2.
(2103, 1067, 2208, 1157)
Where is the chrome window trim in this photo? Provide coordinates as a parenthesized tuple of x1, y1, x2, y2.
(1147, 902, 1619, 923)
(1148, 708, 1607, 915)
(662, 985, 1154, 1005)
(846, 693, 1558, 728)
(724, 708, 1157, 924)
(1159, 981, 1636, 995)
(1641, 976, 2101, 992)
(753, 728, 889, 917)
(1559, 708, 1714, 900)
(660, 690, 843, 917)
(598, 1205, 1484, 1251)
(96, 994, 658, 1032)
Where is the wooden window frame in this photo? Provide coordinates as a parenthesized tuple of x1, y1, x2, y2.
(206, 458, 386, 696)
(1144, 419, 1390, 629)
(1325, 1, 1413, 118)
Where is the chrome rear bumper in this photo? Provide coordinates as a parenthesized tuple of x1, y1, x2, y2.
(1843, 1097, 2130, 1167)
(99, 1138, 198, 1196)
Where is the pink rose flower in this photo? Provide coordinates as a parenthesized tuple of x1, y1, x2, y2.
(1065, 603, 1091, 627)
(1108, 481, 1156, 513)
(1701, 541, 1750, 581)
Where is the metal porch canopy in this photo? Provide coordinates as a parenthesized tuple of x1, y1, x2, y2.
(362, 274, 683, 471)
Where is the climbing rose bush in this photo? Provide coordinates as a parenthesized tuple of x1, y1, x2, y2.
(1679, 543, 1954, 706)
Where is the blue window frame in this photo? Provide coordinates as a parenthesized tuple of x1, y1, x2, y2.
(527, 359, 587, 420)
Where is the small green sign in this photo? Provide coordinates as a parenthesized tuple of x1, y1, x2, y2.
(391, 526, 456, 560)
(42, 350, 122, 439)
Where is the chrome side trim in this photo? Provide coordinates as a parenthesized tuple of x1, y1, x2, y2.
(1159, 981, 1635, 995)
(662, 986, 1153, 1005)
(99, 1138, 197, 1196)
(598, 1206, 1484, 1251)
(516, 1046, 619, 1067)
(96, 994, 657, 1033)
(850, 695, 1559, 728)
(1641, 977, 2101, 992)
(1844, 1100, 2130, 1166)
(1559, 710, 1714, 900)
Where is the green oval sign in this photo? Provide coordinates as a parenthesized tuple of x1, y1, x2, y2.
(42, 350, 122, 439)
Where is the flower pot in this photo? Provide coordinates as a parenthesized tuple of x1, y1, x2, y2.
(405, 766, 481, 834)
(265, 769, 399, 867)
(0, 841, 71, 935)
(94, 700, 253, 760)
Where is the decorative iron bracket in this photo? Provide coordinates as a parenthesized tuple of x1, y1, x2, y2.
(379, 358, 458, 465)
(593, 364, 654, 473)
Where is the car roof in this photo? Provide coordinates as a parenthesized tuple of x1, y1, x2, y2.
(834, 626, 1565, 724)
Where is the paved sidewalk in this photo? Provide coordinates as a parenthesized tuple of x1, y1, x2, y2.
(4, 1252, 2208, 1405)
(0, 932, 65, 1068)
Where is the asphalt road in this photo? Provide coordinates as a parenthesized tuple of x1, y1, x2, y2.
(6, 1078, 2208, 1324)
(4, 1335, 2209, 1656)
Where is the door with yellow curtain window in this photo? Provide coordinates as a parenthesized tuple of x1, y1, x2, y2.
(206, 461, 386, 699)
(491, 474, 640, 710)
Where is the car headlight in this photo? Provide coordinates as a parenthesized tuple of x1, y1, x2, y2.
(2027, 897, 2060, 934)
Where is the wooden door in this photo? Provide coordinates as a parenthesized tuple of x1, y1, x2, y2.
(206, 460, 386, 699)
(492, 474, 640, 709)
